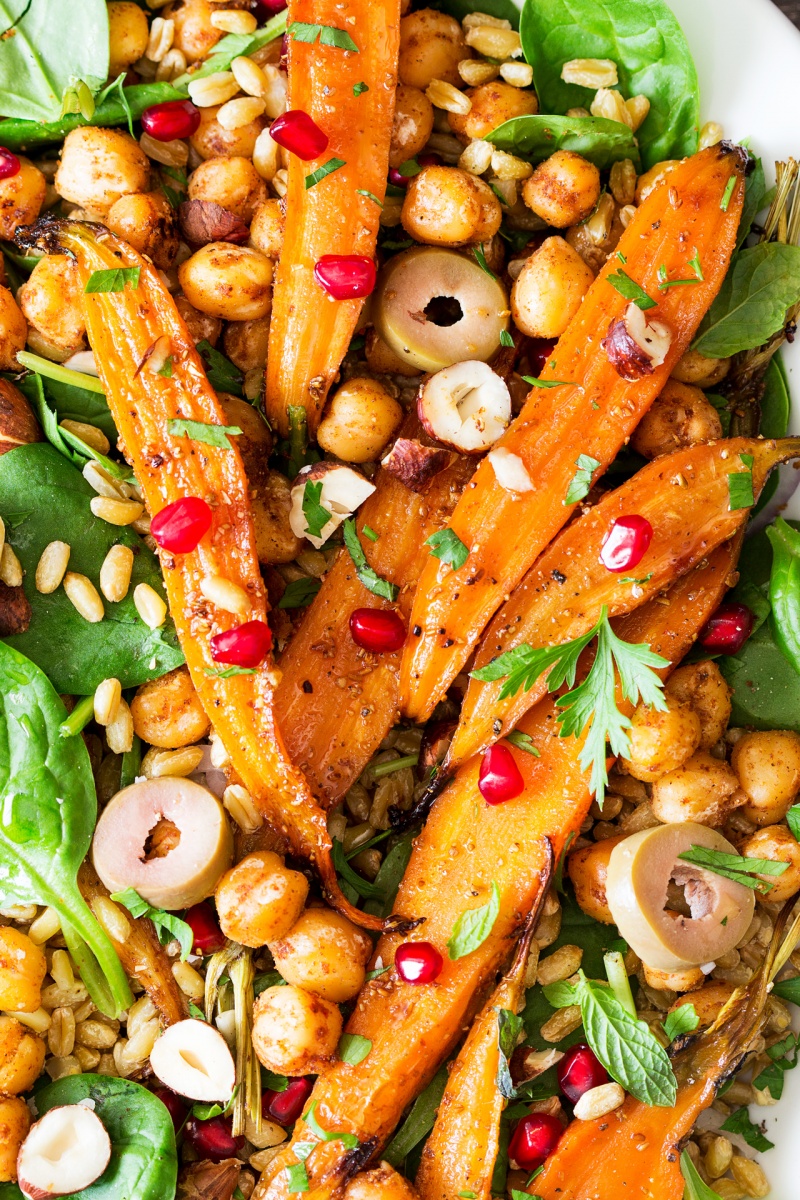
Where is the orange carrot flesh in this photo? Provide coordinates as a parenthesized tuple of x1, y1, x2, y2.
(399, 144, 747, 723)
(264, 0, 401, 437)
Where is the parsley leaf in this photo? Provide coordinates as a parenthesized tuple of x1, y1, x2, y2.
(677, 844, 788, 893)
(353, 80, 369, 96)
(506, 730, 540, 756)
(287, 21, 359, 51)
(85, 267, 140, 294)
(110, 888, 193, 960)
(425, 527, 469, 570)
(607, 268, 657, 311)
(167, 417, 242, 449)
(720, 1106, 774, 1151)
(305, 158, 346, 189)
(356, 188, 383, 207)
(302, 1101, 359, 1149)
(343, 519, 399, 601)
(662, 1003, 699, 1042)
(447, 882, 500, 960)
(338, 1033, 372, 1065)
(564, 454, 601, 504)
(500, 329, 514, 348)
(728, 451, 755, 510)
(302, 480, 331, 539)
(278, 576, 321, 610)
(285, 1162, 309, 1193)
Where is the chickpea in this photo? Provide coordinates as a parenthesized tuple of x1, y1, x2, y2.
(191, 104, 268, 161)
(250, 198, 284, 260)
(665, 662, 731, 751)
(670, 348, 730, 388)
(620, 698, 701, 782)
(0, 928, 46, 1013)
(343, 1163, 420, 1200)
(0, 157, 46, 241)
(650, 751, 742, 826)
(174, 293, 222, 347)
(364, 327, 421, 378)
(565, 200, 625, 274)
(631, 380, 723, 460)
(0, 1096, 30, 1182)
(448, 81, 538, 142)
(0, 1015, 45, 1094)
(741, 825, 800, 904)
(670, 981, 734, 1029)
(0, 379, 39, 456)
(216, 851, 308, 947)
(510, 236, 593, 339)
(0, 286, 27, 371)
(19, 256, 86, 354)
(251, 983, 342, 1076)
(399, 9, 469, 90)
(178, 243, 273, 321)
(106, 190, 179, 271)
(521, 150, 601, 229)
(567, 835, 626, 925)
(188, 156, 268, 224)
(224, 316, 271, 372)
(107, 2, 149, 77)
(634, 160, 680, 205)
(642, 962, 705, 993)
(390, 86, 435, 169)
(171, 0, 223, 63)
(130, 665, 210, 748)
(401, 165, 501, 247)
(251, 469, 303, 565)
(317, 378, 404, 464)
(270, 908, 372, 1003)
(55, 127, 151, 216)
(731, 731, 800, 826)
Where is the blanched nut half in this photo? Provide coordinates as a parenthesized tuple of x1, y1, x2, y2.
(91, 777, 233, 911)
(149, 1018, 236, 1102)
(417, 361, 511, 453)
(603, 302, 673, 381)
(17, 1105, 111, 1199)
(606, 822, 755, 972)
(373, 246, 510, 372)
(289, 461, 376, 549)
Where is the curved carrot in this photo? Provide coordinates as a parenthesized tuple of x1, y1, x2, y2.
(399, 144, 747, 723)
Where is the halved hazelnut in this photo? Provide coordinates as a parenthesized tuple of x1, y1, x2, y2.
(418, 361, 511, 454)
(17, 1105, 111, 1199)
(149, 1018, 236, 1102)
(487, 445, 533, 492)
(602, 302, 673, 381)
(289, 461, 375, 548)
(381, 438, 451, 491)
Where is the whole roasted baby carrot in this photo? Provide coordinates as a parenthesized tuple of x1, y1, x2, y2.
(400, 143, 747, 723)
(265, 0, 401, 436)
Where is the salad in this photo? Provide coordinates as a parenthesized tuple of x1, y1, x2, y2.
(0, 0, 799, 1197)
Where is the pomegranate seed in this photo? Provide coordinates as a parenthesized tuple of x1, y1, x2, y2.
(0, 148, 20, 179)
(388, 167, 412, 188)
(699, 602, 754, 654)
(556, 1043, 609, 1104)
(478, 743, 524, 805)
(263, 1077, 314, 1126)
(395, 941, 443, 984)
(151, 496, 213, 554)
(388, 154, 442, 189)
(315, 255, 377, 300)
(141, 99, 201, 141)
(418, 152, 443, 168)
(270, 110, 328, 159)
(184, 1115, 244, 1162)
(253, 0, 287, 16)
(527, 336, 558, 377)
(349, 608, 406, 653)
(508, 1113, 563, 1171)
(184, 902, 226, 956)
(152, 1087, 187, 1132)
(599, 514, 653, 573)
(279, 33, 289, 69)
(210, 620, 273, 668)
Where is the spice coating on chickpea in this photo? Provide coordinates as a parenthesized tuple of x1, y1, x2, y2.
(18, 256, 87, 354)
(510, 236, 594, 339)
(130, 665, 210, 749)
(343, 1163, 421, 1199)
(174, 294, 222, 347)
(521, 150, 601, 229)
(401, 165, 502, 247)
(55, 127, 151, 216)
(665, 661, 731, 750)
(106, 190, 180, 272)
(732, 730, 800, 826)
(224, 316, 271, 373)
(448, 80, 538, 142)
(620, 698, 702, 782)
(0, 287, 27, 373)
(250, 198, 285, 261)
(631, 379, 723, 460)
(0, 928, 46, 1013)
(251, 983, 342, 1076)
(269, 907, 373, 1003)
(567, 835, 626, 925)
(190, 104, 268, 161)
(742, 825, 800, 904)
(670, 347, 730, 388)
(0, 157, 46, 242)
(650, 750, 742, 826)
(317, 378, 404, 464)
(390, 85, 435, 169)
(216, 851, 309, 948)
(178, 242, 274, 321)
(107, 1, 150, 76)
(188, 156, 268, 223)
(398, 9, 469, 90)
(171, 0, 224, 62)
(0, 1015, 45, 1094)
(0, 1095, 30, 1183)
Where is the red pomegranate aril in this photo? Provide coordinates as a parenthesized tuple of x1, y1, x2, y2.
(253, 0, 288, 16)
(556, 1043, 609, 1104)
(478, 743, 525, 805)
(388, 167, 412, 188)
(270, 109, 328, 159)
(152, 1087, 187, 1132)
(417, 152, 443, 168)
(349, 607, 406, 653)
(508, 1112, 563, 1171)
(699, 602, 754, 654)
(0, 148, 20, 179)
(599, 514, 653, 573)
(527, 336, 558, 377)
(151, 496, 213, 554)
(315, 255, 377, 300)
(184, 901, 226, 956)
(210, 620, 273, 667)
(263, 1077, 314, 1126)
(395, 941, 443, 984)
(141, 99, 201, 141)
(184, 1115, 245, 1162)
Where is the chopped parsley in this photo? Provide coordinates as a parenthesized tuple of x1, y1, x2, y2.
(287, 22, 359, 51)
(607, 268, 657, 310)
(564, 454, 601, 504)
(425, 527, 469, 570)
(727, 452, 754, 510)
(720, 175, 737, 211)
(305, 158, 346, 189)
(167, 417, 242, 449)
(343, 519, 398, 601)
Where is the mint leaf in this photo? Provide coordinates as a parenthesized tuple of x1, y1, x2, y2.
(677, 844, 788, 893)
(720, 1106, 774, 1152)
(425, 527, 469, 570)
(167, 417, 242, 449)
(338, 1033, 372, 1065)
(662, 1003, 699, 1042)
(278, 576, 321, 609)
(564, 454, 601, 504)
(85, 267, 140, 294)
(110, 887, 193, 960)
(447, 881, 500, 960)
(577, 972, 676, 1106)
(681, 1150, 719, 1200)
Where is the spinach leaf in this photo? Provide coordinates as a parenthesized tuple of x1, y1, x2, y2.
(753, 355, 790, 516)
(737, 157, 772, 250)
(383, 1065, 449, 1168)
(31, 373, 117, 442)
(172, 10, 287, 87)
(0, 443, 183, 694)
(363, 831, 416, 918)
(36, 1074, 178, 1199)
(487, 114, 640, 168)
(0, 0, 109, 121)
(0, 644, 132, 1017)
(720, 616, 800, 731)
(429, 0, 520, 26)
(0, 81, 183, 152)
(693, 243, 800, 357)
(17, 374, 130, 482)
(518, 0, 699, 169)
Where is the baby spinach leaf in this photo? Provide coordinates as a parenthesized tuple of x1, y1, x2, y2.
(753, 355, 790, 516)
(497, 1007, 524, 1100)
(37, 1074, 178, 1199)
(32, 372, 117, 442)
(0, 81, 183, 152)
(693, 242, 800, 357)
(487, 114, 640, 168)
(720, 617, 800, 732)
(363, 831, 416, 919)
(518, 0, 699, 169)
(737, 157, 772, 250)
(196, 339, 244, 398)
(0, 0, 109, 121)
(383, 1065, 449, 1167)
(17, 374, 130, 482)
(0, 443, 183, 694)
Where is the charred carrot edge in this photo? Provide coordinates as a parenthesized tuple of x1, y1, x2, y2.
(264, 0, 401, 437)
(252, 542, 738, 1200)
(399, 143, 747, 724)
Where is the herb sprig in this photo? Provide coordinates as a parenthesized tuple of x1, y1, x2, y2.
(677, 844, 788, 893)
(343, 519, 398, 601)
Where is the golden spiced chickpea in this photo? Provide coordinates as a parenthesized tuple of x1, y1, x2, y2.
(634, 160, 680, 205)
(567, 835, 626, 925)
(130, 666, 210, 748)
(216, 851, 309, 948)
(107, 2, 149, 76)
(732, 731, 800, 826)
(0, 1096, 29, 1183)
(741, 825, 800, 904)
(106, 190, 179, 271)
(179, 243, 273, 321)
(448, 81, 538, 142)
(642, 962, 705, 993)
(252, 983, 342, 1076)
(343, 1163, 420, 1200)
(171, 0, 223, 62)
(269, 908, 373, 1003)
(510, 236, 593, 339)
(670, 347, 730, 388)
(190, 104, 268, 161)
(0, 157, 46, 241)
(55, 127, 151, 216)
(365, 327, 422, 378)
(18, 256, 86, 354)
(620, 698, 702, 782)
(669, 981, 734, 1029)
(0, 286, 26, 372)
(0, 1016, 45, 1094)
(224, 315, 271, 372)
(398, 9, 469, 90)
(0, 928, 46, 1014)
(390, 85, 435, 169)
(665, 661, 732, 751)
(521, 150, 601, 229)
(650, 750, 742, 826)
(317, 378, 404, 464)
(631, 379, 723, 460)
(401, 165, 501, 246)
(565, 196, 625, 274)
(174, 294, 222, 347)
(251, 470, 303, 565)
(250, 198, 284, 260)
(188, 156, 268, 223)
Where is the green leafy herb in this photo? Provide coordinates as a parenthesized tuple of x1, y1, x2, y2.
(788, 803, 800, 842)
(737, 157, 771, 250)
(425, 527, 469, 570)
(172, 10, 286, 87)
(338, 1033, 372, 1065)
(689, 250, 704, 280)
(286, 1162, 309, 1193)
(522, 376, 575, 389)
(192, 1085, 239, 1122)
(188, 1001, 206, 1020)
(287, 21, 359, 51)
(305, 157, 346, 189)
(254, 973, 285, 998)
(353, 80, 369, 95)
(656, 262, 701, 290)
(120, 736, 141, 791)
(496, 1007, 524, 1099)
(447, 882, 500, 960)
(332, 839, 384, 901)
(196, 339, 244, 397)
(720, 174, 737, 212)
(500, 329, 514, 347)
(663, 1003, 699, 1042)
(383, 1066, 449, 1167)
(607, 268, 657, 310)
(362, 830, 416, 920)
(621, 573, 653, 585)
(303, 1101, 359, 1149)
(564, 454, 601, 504)
(751, 1032, 799, 1100)
(278, 576, 322, 609)
(302, 480, 331, 540)
(677, 844, 788, 893)
(727, 452, 754, 511)
(396, 158, 422, 177)
(204, 665, 257, 679)
(506, 730, 540, 756)
(767, 518, 800, 675)
(343, 519, 399, 602)
(60, 76, 96, 121)
(166, 417, 242, 449)
(110, 888, 193, 960)
(356, 188, 383, 207)
(363, 524, 379, 542)
(459, 1193, 477, 1198)
(693, 242, 800, 358)
(473, 244, 497, 279)
(681, 1149, 719, 1200)
(366, 963, 390, 981)
(157, 356, 174, 378)
(486, 113, 640, 168)
(720, 1106, 774, 1152)
(85, 266, 140, 294)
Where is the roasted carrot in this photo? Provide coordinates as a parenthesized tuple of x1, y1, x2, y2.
(448, 436, 800, 773)
(252, 544, 738, 1200)
(23, 218, 384, 933)
(264, 0, 401, 437)
(400, 143, 747, 723)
